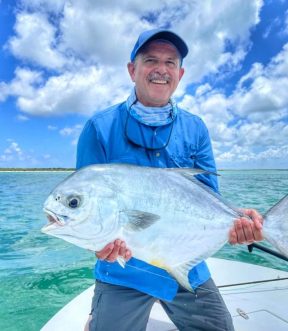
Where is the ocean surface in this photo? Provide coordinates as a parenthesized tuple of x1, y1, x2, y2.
(0, 169, 288, 331)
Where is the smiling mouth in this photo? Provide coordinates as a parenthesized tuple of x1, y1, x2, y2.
(150, 79, 168, 84)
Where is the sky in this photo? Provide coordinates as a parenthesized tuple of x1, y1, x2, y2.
(0, 0, 288, 169)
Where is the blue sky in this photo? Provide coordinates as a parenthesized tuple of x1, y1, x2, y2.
(0, 0, 288, 169)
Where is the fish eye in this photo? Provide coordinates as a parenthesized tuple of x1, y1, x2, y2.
(67, 196, 81, 209)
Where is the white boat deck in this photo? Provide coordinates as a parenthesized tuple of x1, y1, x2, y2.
(41, 258, 288, 331)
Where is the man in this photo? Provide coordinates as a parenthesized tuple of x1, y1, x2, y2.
(77, 28, 263, 331)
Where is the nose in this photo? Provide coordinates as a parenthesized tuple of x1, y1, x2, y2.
(156, 61, 167, 74)
(153, 63, 167, 76)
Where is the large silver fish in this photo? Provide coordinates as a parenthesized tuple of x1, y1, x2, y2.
(42, 164, 288, 290)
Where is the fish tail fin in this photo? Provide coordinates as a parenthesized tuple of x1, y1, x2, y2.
(263, 194, 288, 258)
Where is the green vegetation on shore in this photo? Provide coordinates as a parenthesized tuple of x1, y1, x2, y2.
(0, 168, 75, 171)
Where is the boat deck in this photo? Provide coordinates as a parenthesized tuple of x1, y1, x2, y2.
(41, 258, 288, 331)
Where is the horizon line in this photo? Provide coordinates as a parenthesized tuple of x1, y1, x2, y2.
(0, 167, 287, 171)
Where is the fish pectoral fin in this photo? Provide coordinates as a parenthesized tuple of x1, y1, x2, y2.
(120, 210, 160, 232)
(117, 256, 126, 268)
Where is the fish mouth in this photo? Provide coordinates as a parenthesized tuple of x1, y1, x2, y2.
(43, 208, 68, 230)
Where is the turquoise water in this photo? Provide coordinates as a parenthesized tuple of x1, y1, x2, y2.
(0, 170, 288, 331)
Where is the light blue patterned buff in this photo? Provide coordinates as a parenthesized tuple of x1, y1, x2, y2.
(126, 89, 177, 126)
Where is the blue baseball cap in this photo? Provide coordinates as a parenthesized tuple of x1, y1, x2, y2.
(130, 28, 189, 62)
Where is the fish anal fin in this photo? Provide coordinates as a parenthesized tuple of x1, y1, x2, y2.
(169, 260, 200, 292)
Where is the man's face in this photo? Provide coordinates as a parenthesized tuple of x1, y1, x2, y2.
(127, 41, 185, 107)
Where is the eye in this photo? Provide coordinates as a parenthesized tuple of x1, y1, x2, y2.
(67, 196, 81, 209)
(144, 57, 158, 65)
(166, 60, 177, 68)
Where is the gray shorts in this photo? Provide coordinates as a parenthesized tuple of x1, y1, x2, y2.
(89, 278, 234, 331)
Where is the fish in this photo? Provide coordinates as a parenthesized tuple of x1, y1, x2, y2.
(42, 163, 288, 291)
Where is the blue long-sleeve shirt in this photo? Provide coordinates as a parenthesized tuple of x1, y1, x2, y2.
(76, 101, 218, 301)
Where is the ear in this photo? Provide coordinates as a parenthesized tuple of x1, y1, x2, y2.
(178, 67, 185, 81)
(127, 62, 136, 82)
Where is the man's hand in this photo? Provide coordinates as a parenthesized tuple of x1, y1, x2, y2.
(229, 209, 263, 245)
(96, 239, 132, 262)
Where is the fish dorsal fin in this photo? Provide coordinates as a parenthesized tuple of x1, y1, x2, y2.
(120, 210, 160, 232)
(170, 168, 240, 218)
(165, 167, 219, 182)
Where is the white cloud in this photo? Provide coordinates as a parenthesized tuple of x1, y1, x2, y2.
(16, 114, 29, 121)
(176, 0, 263, 86)
(5, 142, 22, 155)
(195, 83, 213, 97)
(0, 67, 43, 102)
(58, 1, 152, 66)
(0, 141, 25, 162)
(1, 0, 264, 116)
(231, 43, 288, 121)
(43, 154, 52, 159)
(17, 66, 131, 116)
(48, 125, 57, 130)
(262, 16, 282, 39)
(7, 12, 66, 70)
(0, 140, 44, 167)
(59, 124, 83, 145)
(21, 0, 66, 13)
(285, 10, 288, 35)
(179, 40, 288, 168)
(59, 124, 82, 136)
(179, 89, 235, 144)
(216, 144, 288, 168)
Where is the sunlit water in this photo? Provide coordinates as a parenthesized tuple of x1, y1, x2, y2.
(0, 170, 287, 331)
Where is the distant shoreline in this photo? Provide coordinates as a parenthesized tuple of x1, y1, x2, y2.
(0, 168, 75, 172)
(0, 168, 287, 172)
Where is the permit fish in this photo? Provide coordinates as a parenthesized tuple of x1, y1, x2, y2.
(42, 164, 288, 290)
